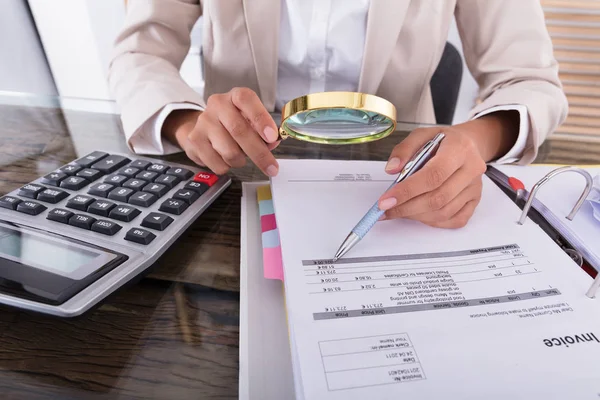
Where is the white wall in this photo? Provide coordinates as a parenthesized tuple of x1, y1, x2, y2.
(0, 1, 57, 95)
(28, 0, 126, 100)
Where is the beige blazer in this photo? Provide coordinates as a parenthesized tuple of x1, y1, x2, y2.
(108, 0, 568, 164)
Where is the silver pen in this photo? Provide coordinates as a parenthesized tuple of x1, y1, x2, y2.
(332, 132, 446, 262)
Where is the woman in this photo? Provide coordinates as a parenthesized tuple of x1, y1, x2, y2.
(108, 0, 567, 228)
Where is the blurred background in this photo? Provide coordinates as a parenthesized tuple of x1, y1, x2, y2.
(0, 0, 598, 140)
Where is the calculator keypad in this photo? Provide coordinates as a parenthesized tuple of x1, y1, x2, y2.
(104, 174, 128, 186)
(91, 155, 130, 173)
(18, 184, 45, 199)
(91, 220, 122, 236)
(88, 183, 115, 198)
(2, 153, 225, 248)
(109, 205, 141, 222)
(41, 172, 67, 186)
(0, 196, 21, 210)
(60, 176, 88, 190)
(38, 188, 69, 204)
(125, 228, 156, 245)
(47, 208, 74, 224)
(17, 201, 47, 215)
(69, 214, 96, 230)
(108, 187, 135, 202)
(66, 195, 95, 211)
(88, 200, 116, 217)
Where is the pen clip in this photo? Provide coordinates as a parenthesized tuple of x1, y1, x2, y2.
(394, 132, 445, 183)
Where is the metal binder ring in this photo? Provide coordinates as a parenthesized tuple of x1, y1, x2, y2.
(517, 166, 594, 225)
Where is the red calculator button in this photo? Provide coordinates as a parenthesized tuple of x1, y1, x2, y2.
(193, 172, 218, 187)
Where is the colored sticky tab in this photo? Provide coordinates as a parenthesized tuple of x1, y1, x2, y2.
(257, 185, 272, 201)
(260, 214, 277, 232)
(259, 199, 275, 215)
(263, 246, 284, 280)
(508, 177, 525, 191)
(262, 229, 281, 248)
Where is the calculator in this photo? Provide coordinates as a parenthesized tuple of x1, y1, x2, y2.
(0, 151, 231, 317)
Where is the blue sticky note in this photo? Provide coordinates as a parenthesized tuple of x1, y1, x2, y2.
(259, 199, 275, 216)
(262, 229, 280, 248)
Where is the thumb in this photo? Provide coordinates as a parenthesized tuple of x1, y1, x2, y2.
(385, 128, 441, 174)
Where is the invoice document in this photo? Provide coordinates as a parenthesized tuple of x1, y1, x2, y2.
(270, 159, 600, 400)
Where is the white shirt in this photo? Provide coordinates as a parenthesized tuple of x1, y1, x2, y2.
(127, 0, 527, 164)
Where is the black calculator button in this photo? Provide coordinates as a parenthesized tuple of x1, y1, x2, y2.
(129, 191, 157, 207)
(108, 187, 135, 202)
(159, 198, 188, 215)
(129, 159, 152, 169)
(60, 176, 88, 190)
(109, 205, 141, 222)
(75, 151, 108, 167)
(0, 196, 21, 210)
(41, 171, 67, 186)
(141, 212, 174, 231)
(88, 182, 115, 198)
(91, 155, 130, 173)
(66, 195, 96, 211)
(104, 174, 128, 186)
(173, 189, 200, 204)
(46, 208, 73, 224)
(69, 214, 96, 230)
(76, 168, 103, 182)
(16, 201, 47, 216)
(154, 174, 180, 188)
(18, 183, 46, 199)
(136, 171, 158, 182)
(59, 164, 83, 175)
(183, 181, 209, 195)
(88, 200, 116, 217)
(142, 183, 169, 197)
(91, 220, 122, 236)
(116, 166, 140, 178)
(166, 167, 193, 180)
(147, 164, 169, 173)
(37, 188, 69, 204)
(125, 228, 156, 245)
(123, 179, 147, 191)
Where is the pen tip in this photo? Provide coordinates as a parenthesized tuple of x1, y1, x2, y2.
(332, 256, 339, 263)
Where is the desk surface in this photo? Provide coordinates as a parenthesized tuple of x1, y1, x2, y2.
(0, 93, 599, 399)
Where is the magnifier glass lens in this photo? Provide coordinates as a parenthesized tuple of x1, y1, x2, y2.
(285, 108, 394, 140)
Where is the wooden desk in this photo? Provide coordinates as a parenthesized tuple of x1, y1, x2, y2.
(0, 99, 599, 399)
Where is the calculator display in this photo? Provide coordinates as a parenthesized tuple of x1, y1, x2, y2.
(0, 226, 97, 274)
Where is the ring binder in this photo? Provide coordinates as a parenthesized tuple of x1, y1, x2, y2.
(517, 166, 593, 225)
(510, 166, 599, 299)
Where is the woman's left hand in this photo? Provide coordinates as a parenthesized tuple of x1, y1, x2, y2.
(378, 112, 519, 228)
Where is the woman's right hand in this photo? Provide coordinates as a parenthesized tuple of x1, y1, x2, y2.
(163, 87, 280, 177)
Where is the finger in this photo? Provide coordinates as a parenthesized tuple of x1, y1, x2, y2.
(401, 179, 482, 224)
(187, 132, 231, 175)
(384, 167, 477, 218)
(384, 128, 442, 174)
(378, 140, 464, 211)
(426, 199, 479, 229)
(230, 87, 279, 143)
(218, 102, 279, 177)
(207, 124, 247, 168)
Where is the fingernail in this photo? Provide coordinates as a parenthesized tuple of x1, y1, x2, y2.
(264, 127, 278, 143)
(385, 157, 401, 173)
(266, 165, 278, 177)
(379, 198, 397, 211)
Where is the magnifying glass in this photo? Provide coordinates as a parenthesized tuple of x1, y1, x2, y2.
(279, 92, 397, 145)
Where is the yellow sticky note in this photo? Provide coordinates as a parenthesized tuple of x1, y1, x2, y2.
(257, 185, 272, 201)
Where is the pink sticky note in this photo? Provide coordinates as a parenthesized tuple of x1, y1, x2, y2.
(260, 214, 278, 232)
(263, 246, 284, 281)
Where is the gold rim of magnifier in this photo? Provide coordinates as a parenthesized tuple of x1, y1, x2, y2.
(279, 91, 397, 144)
